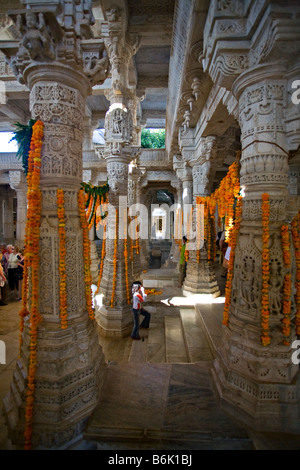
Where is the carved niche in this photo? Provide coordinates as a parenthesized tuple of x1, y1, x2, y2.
(105, 106, 133, 143)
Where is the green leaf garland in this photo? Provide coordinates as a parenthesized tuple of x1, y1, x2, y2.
(10, 119, 37, 175)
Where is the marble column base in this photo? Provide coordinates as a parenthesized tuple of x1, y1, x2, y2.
(95, 304, 133, 337)
(212, 325, 300, 434)
(183, 260, 220, 298)
(3, 315, 106, 449)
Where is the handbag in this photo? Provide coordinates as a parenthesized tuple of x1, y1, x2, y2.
(0, 279, 5, 287)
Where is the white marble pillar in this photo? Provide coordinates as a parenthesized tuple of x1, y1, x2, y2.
(213, 67, 300, 432)
(0, 1, 109, 449)
(182, 136, 220, 297)
(9, 170, 27, 247)
(2, 193, 14, 242)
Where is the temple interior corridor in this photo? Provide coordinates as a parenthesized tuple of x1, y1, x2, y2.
(1, 261, 300, 451)
(0, 0, 299, 452)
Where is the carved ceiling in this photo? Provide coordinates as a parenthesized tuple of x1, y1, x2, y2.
(0, 0, 239, 176)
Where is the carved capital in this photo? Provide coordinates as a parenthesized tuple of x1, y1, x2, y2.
(9, 169, 27, 191)
(1, 4, 109, 89)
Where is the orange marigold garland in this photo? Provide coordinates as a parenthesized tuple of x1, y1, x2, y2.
(57, 189, 68, 329)
(110, 209, 118, 308)
(78, 188, 94, 320)
(291, 213, 300, 334)
(280, 224, 292, 344)
(21, 119, 44, 450)
(222, 195, 242, 326)
(261, 193, 271, 346)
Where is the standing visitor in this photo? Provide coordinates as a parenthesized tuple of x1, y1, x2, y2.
(131, 281, 151, 340)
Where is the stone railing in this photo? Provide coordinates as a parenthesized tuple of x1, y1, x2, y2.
(0, 152, 21, 170)
(0, 148, 171, 173)
(139, 148, 169, 168)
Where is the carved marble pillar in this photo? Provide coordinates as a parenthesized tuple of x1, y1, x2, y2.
(2, 191, 14, 242)
(95, 143, 136, 336)
(0, 1, 109, 449)
(164, 181, 182, 269)
(9, 170, 27, 247)
(181, 169, 193, 236)
(213, 67, 300, 432)
(287, 154, 300, 223)
(128, 167, 143, 279)
(182, 136, 220, 298)
(95, 6, 141, 336)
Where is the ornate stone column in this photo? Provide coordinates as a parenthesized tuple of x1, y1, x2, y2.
(9, 170, 27, 247)
(203, 0, 300, 432)
(0, 1, 109, 449)
(180, 135, 220, 297)
(163, 180, 182, 269)
(95, 6, 140, 337)
(128, 166, 143, 279)
(2, 190, 14, 242)
(213, 67, 300, 431)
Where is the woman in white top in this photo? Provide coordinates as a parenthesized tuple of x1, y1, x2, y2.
(131, 282, 151, 340)
(7, 246, 20, 295)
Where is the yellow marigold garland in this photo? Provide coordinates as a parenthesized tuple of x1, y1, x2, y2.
(291, 213, 300, 334)
(57, 189, 68, 329)
(110, 208, 118, 308)
(261, 193, 271, 346)
(78, 188, 94, 320)
(21, 119, 44, 450)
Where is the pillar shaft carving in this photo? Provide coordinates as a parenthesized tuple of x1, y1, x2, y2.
(207, 62, 300, 430)
(9, 170, 27, 245)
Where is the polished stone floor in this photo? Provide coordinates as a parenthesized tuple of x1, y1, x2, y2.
(1, 263, 300, 451)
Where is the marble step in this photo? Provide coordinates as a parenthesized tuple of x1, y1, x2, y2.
(164, 316, 189, 363)
(195, 302, 225, 359)
(84, 362, 255, 450)
(180, 308, 214, 363)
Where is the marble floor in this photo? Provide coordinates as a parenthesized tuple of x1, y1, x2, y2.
(1, 263, 300, 451)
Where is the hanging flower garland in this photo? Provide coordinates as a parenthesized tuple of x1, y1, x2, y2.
(19, 119, 44, 450)
(80, 181, 109, 230)
(131, 216, 140, 254)
(196, 160, 241, 264)
(280, 224, 292, 344)
(222, 195, 242, 326)
(291, 213, 300, 335)
(95, 222, 106, 295)
(78, 188, 94, 321)
(260, 193, 271, 346)
(110, 209, 118, 308)
(57, 189, 68, 330)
